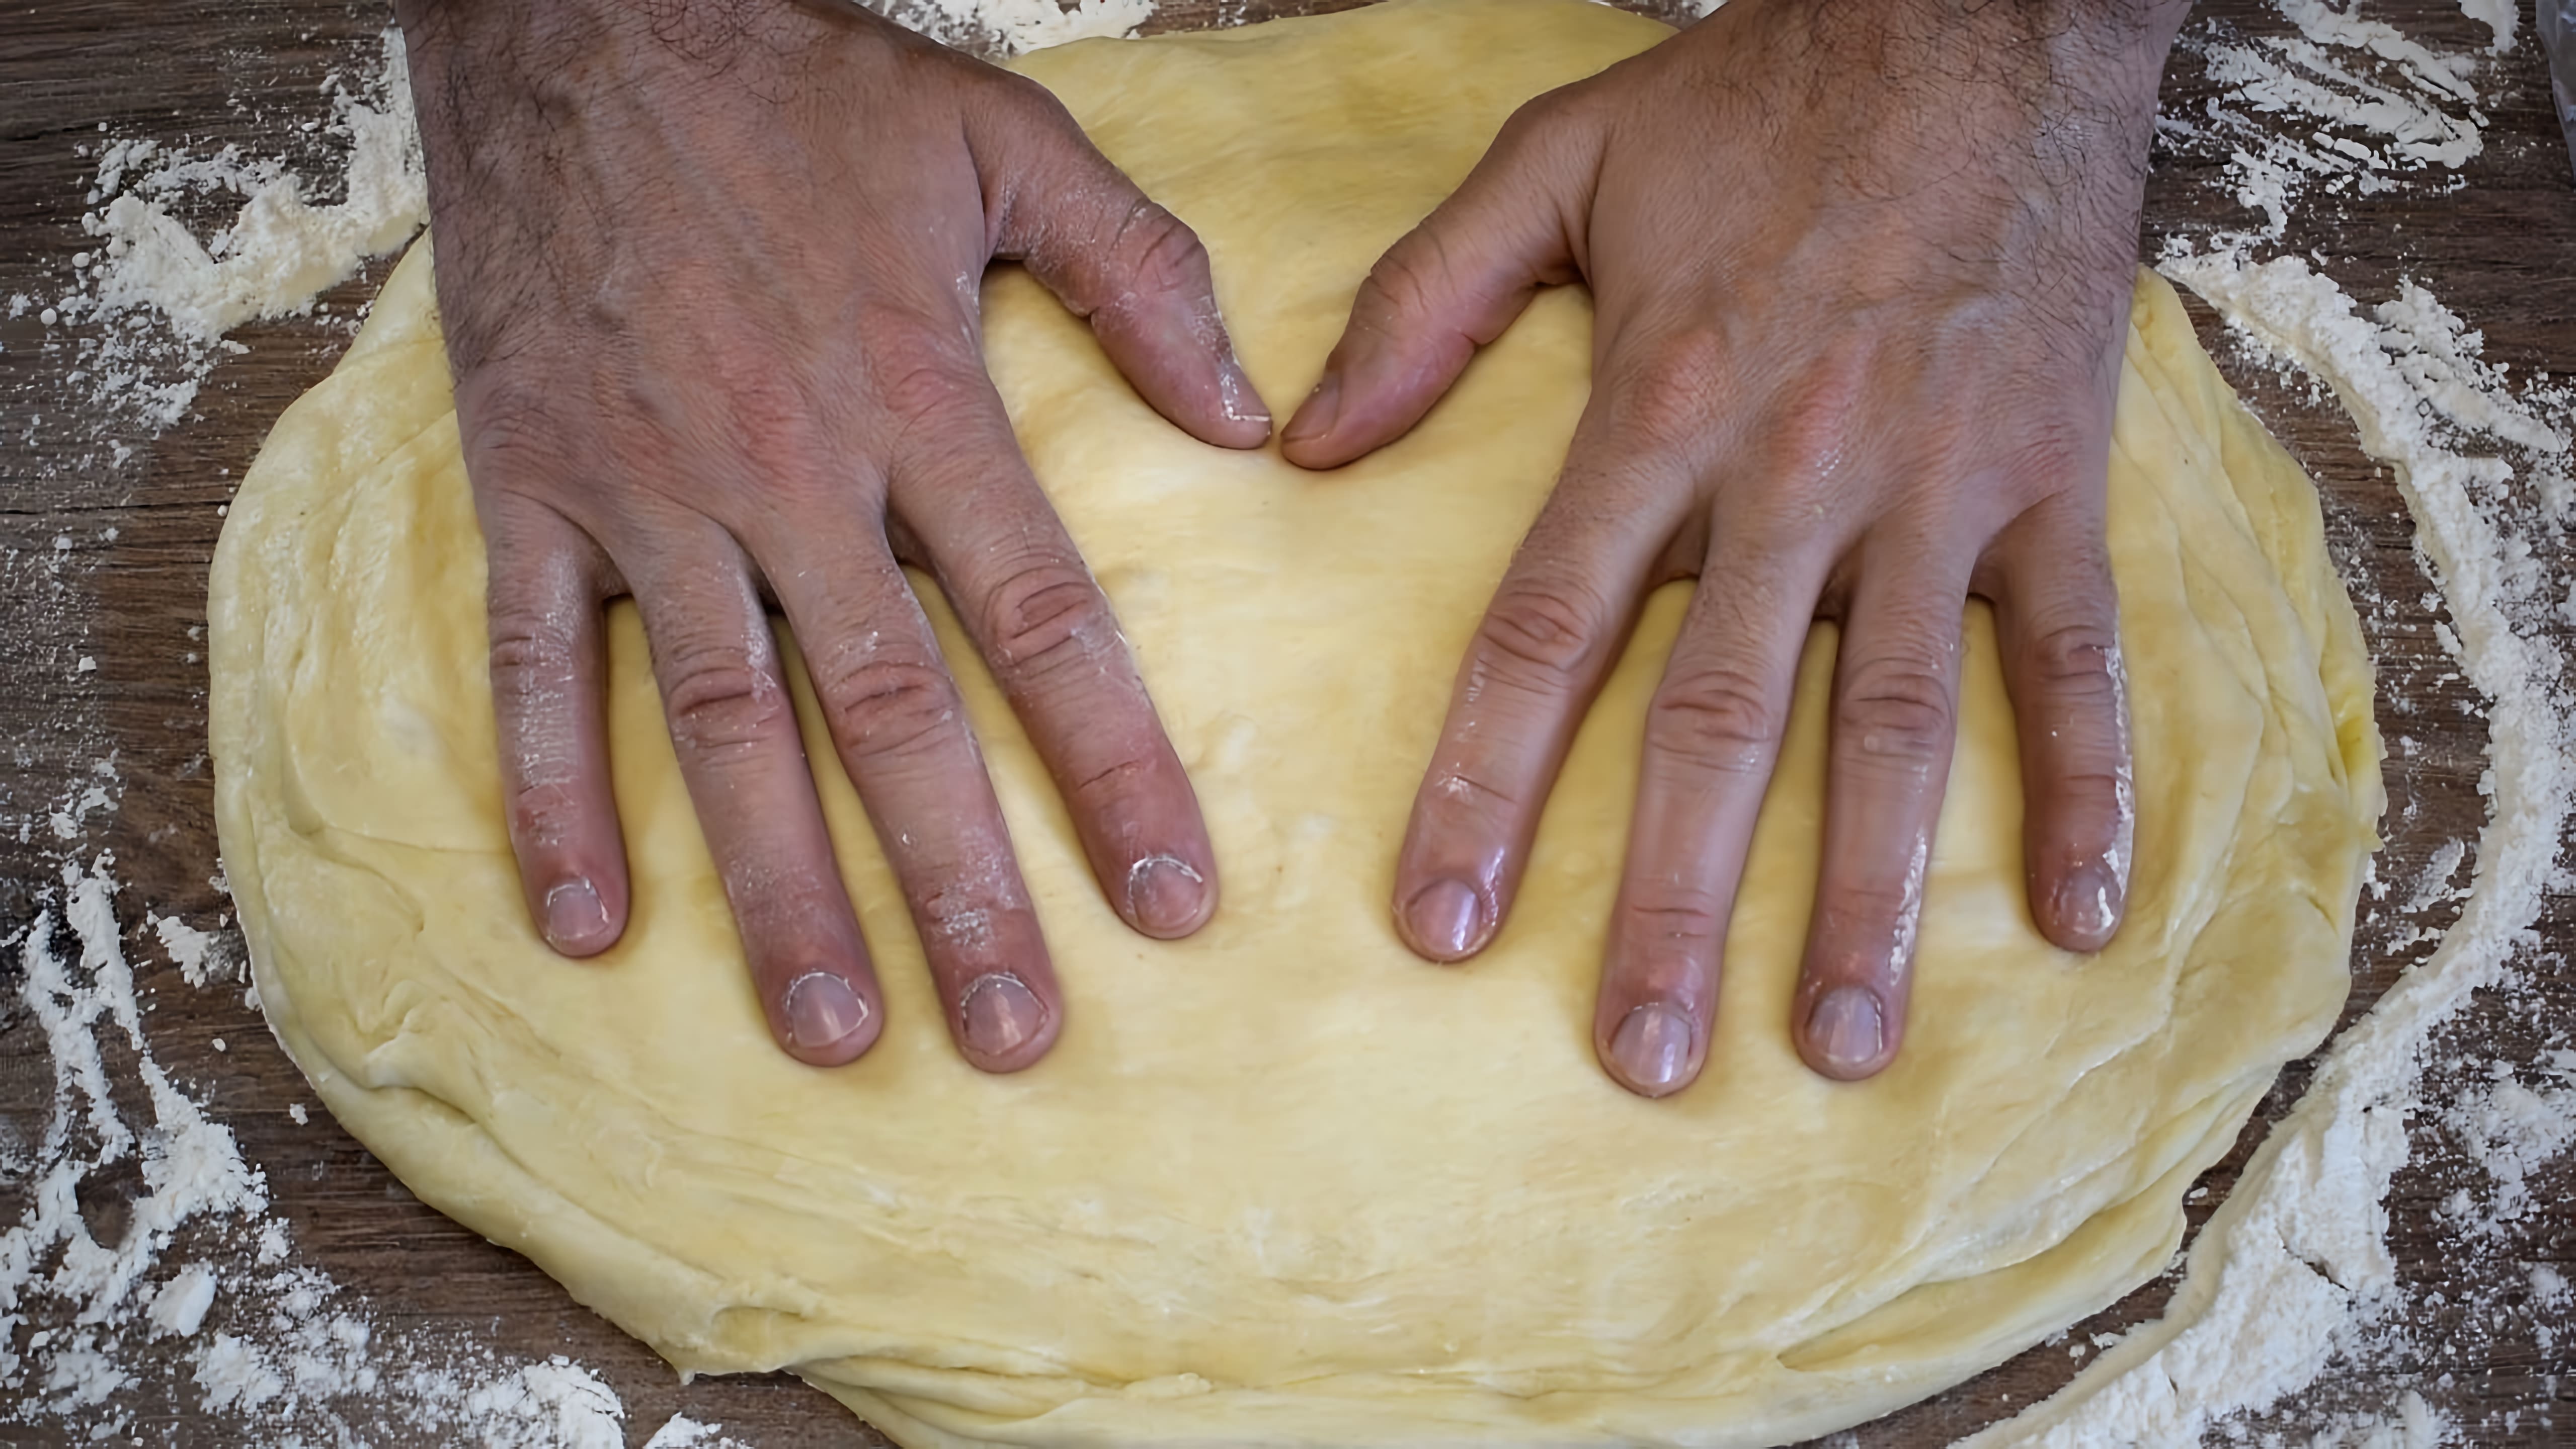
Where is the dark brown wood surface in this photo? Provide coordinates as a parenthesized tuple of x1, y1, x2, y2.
(2, 0, 2571, 1443)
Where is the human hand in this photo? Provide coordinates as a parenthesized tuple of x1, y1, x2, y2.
(1283, 0, 2185, 1094)
(397, 0, 1268, 1070)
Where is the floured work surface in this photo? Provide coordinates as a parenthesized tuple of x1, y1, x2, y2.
(208, 2, 2383, 1444)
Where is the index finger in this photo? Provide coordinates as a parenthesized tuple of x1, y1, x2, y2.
(1390, 441, 1682, 963)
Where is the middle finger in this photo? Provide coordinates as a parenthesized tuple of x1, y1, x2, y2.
(1593, 528, 1826, 1098)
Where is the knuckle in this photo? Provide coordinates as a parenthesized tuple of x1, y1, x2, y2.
(487, 611, 573, 698)
(988, 64, 1067, 118)
(1497, 87, 1573, 143)
(1620, 880, 1727, 945)
(1607, 330, 1733, 448)
(1492, 79, 1601, 157)
(462, 393, 574, 484)
(1813, 879, 1922, 944)
(981, 557, 1116, 676)
(1068, 752, 1156, 810)
(1109, 202, 1211, 300)
(660, 651, 793, 759)
(1646, 666, 1783, 776)
(1477, 577, 1611, 682)
(875, 356, 986, 442)
(2049, 767, 2131, 815)
(1767, 347, 1874, 481)
(1997, 415, 2097, 498)
(1358, 242, 1451, 335)
(2022, 621, 2123, 696)
(507, 778, 585, 853)
(815, 653, 960, 765)
(1422, 767, 1519, 816)
(1837, 659, 1956, 767)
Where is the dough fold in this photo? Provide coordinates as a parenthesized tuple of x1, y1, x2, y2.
(209, 2, 2384, 1443)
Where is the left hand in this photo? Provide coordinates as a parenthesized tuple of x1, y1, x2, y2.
(1283, 0, 2187, 1095)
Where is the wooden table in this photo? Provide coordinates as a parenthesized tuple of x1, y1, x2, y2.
(2, 0, 2570, 1442)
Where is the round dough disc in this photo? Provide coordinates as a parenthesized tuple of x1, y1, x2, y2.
(210, 1, 2384, 1443)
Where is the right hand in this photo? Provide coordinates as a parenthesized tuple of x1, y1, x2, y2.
(396, 0, 1270, 1070)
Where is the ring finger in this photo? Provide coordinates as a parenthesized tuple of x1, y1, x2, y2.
(761, 520, 1062, 1074)
(1791, 533, 1976, 1081)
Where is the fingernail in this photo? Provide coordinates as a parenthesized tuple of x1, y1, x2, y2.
(1608, 1003, 1696, 1096)
(784, 971, 868, 1052)
(2052, 862, 2122, 947)
(1403, 879, 1484, 959)
(1126, 854, 1208, 937)
(1808, 986, 1886, 1075)
(1282, 373, 1340, 447)
(961, 973, 1046, 1058)
(543, 877, 609, 951)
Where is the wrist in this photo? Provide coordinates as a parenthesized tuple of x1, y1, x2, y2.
(1760, 0, 2184, 115)
(393, 0, 829, 84)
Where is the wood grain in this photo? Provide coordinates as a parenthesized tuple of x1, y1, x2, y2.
(0, 1, 2569, 1443)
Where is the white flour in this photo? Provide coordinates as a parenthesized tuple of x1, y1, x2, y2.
(890, 0, 1157, 51)
(38, 31, 426, 437)
(2166, 0, 2500, 237)
(0, 854, 684, 1444)
(6, 0, 2569, 1445)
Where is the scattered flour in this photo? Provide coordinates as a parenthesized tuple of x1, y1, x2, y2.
(2168, 0, 2498, 236)
(643, 1412, 755, 1448)
(82, 38, 425, 346)
(151, 909, 230, 987)
(0, 857, 656, 1445)
(2438, 1055, 2576, 1241)
(147, 1263, 218, 1339)
(886, 0, 1158, 52)
(39, 30, 427, 436)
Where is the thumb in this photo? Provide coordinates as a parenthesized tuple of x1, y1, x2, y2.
(1281, 97, 1594, 471)
(978, 83, 1271, 450)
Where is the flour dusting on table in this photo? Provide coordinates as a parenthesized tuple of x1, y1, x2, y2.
(2161, 0, 2502, 237)
(0, 851, 680, 1443)
(34, 31, 425, 438)
(888, 0, 1157, 52)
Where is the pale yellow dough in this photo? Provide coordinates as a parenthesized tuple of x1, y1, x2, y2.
(208, 2, 2385, 1443)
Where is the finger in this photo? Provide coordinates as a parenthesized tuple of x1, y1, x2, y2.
(1280, 94, 1593, 470)
(759, 519, 1063, 1074)
(625, 527, 883, 1068)
(1593, 536, 1827, 1098)
(1792, 542, 1976, 1082)
(893, 393, 1217, 941)
(1987, 490, 2132, 952)
(976, 83, 1271, 450)
(480, 498, 630, 958)
(1392, 448, 1682, 965)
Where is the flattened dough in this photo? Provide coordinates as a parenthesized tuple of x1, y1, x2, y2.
(209, 2, 2384, 1443)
